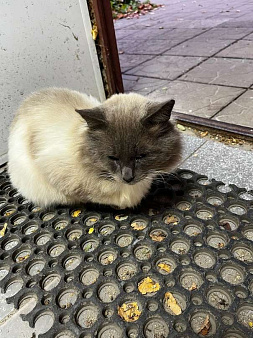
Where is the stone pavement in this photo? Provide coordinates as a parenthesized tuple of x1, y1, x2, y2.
(115, 0, 253, 129)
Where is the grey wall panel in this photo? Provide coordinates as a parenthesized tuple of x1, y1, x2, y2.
(0, 0, 105, 164)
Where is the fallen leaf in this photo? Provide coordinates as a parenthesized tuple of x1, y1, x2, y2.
(17, 254, 30, 262)
(91, 24, 98, 40)
(105, 254, 114, 264)
(88, 227, 94, 234)
(131, 221, 146, 230)
(118, 302, 141, 322)
(115, 214, 128, 221)
(249, 321, 253, 328)
(138, 277, 160, 295)
(218, 242, 224, 249)
(177, 124, 186, 131)
(0, 223, 7, 238)
(4, 210, 15, 217)
(159, 26, 164, 29)
(150, 231, 167, 242)
(83, 243, 92, 252)
(198, 315, 211, 336)
(164, 292, 182, 315)
(200, 131, 208, 137)
(157, 262, 171, 273)
(164, 215, 179, 225)
(220, 222, 231, 231)
(189, 282, 197, 291)
(72, 210, 81, 217)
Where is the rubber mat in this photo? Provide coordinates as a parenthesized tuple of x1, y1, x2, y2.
(0, 166, 253, 338)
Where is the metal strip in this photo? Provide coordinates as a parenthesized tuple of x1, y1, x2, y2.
(172, 111, 253, 139)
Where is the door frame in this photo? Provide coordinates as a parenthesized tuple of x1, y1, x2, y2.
(88, 0, 124, 97)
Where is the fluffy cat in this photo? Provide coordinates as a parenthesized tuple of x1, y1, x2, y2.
(8, 88, 182, 209)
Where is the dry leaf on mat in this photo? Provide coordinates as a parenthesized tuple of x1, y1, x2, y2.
(157, 263, 171, 273)
(198, 315, 211, 336)
(164, 215, 179, 225)
(71, 210, 81, 217)
(164, 292, 182, 315)
(138, 277, 160, 295)
(131, 221, 146, 230)
(118, 302, 141, 322)
(189, 282, 197, 291)
(0, 223, 7, 238)
(150, 231, 167, 242)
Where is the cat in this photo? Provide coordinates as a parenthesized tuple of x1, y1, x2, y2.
(8, 87, 182, 209)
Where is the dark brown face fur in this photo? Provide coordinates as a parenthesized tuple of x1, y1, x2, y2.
(76, 99, 182, 184)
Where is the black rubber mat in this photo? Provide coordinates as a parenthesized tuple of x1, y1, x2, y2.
(0, 166, 253, 338)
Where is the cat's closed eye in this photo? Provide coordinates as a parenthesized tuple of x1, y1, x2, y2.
(108, 156, 119, 161)
(108, 154, 147, 162)
(135, 154, 147, 161)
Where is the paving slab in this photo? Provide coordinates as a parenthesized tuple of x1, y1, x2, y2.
(118, 27, 207, 41)
(217, 40, 253, 58)
(149, 81, 244, 118)
(154, 18, 230, 29)
(195, 27, 253, 40)
(122, 74, 169, 95)
(155, 27, 209, 40)
(116, 38, 182, 55)
(117, 27, 174, 41)
(243, 32, 253, 41)
(125, 55, 205, 80)
(164, 38, 234, 57)
(212, 89, 253, 128)
(181, 57, 253, 88)
(178, 134, 206, 163)
(119, 54, 154, 73)
(115, 28, 142, 40)
(0, 314, 35, 338)
(181, 140, 253, 190)
(217, 19, 253, 28)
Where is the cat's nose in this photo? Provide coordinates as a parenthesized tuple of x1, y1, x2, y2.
(122, 166, 134, 183)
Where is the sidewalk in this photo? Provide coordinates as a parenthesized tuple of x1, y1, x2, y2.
(115, 0, 253, 129)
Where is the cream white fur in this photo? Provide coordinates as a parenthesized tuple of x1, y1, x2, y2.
(8, 88, 152, 208)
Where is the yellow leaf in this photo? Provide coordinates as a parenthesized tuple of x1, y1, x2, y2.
(115, 214, 128, 221)
(4, 210, 15, 217)
(164, 292, 182, 315)
(249, 322, 253, 328)
(17, 254, 30, 263)
(131, 221, 146, 230)
(198, 315, 211, 336)
(88, 227, 94, 234)
(72, 210, 81, 217)
(118, 302, 141, 322)
(189, 282, 197, 291)
(177, 124, 186, 131)
(91, 24, 98, 40)
(138, 277, 160, 295)
(164, 215, 179, 225)
(0, 223, 7, 238)
(157, 263, 171, 273)
(200, 131, 208, 138)
(105, 254, 114, 264)
(150, 231, 166, 242)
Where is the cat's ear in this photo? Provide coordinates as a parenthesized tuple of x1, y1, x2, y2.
(75, 107, 107, 129)
(142, 99, 175, 126)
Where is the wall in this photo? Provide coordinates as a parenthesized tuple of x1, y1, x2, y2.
(0, 0, 105, 164)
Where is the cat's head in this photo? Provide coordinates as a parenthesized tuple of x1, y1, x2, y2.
(76, 93, 181, 184)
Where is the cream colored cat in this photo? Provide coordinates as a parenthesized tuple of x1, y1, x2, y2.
(8, 88, 181, 208)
